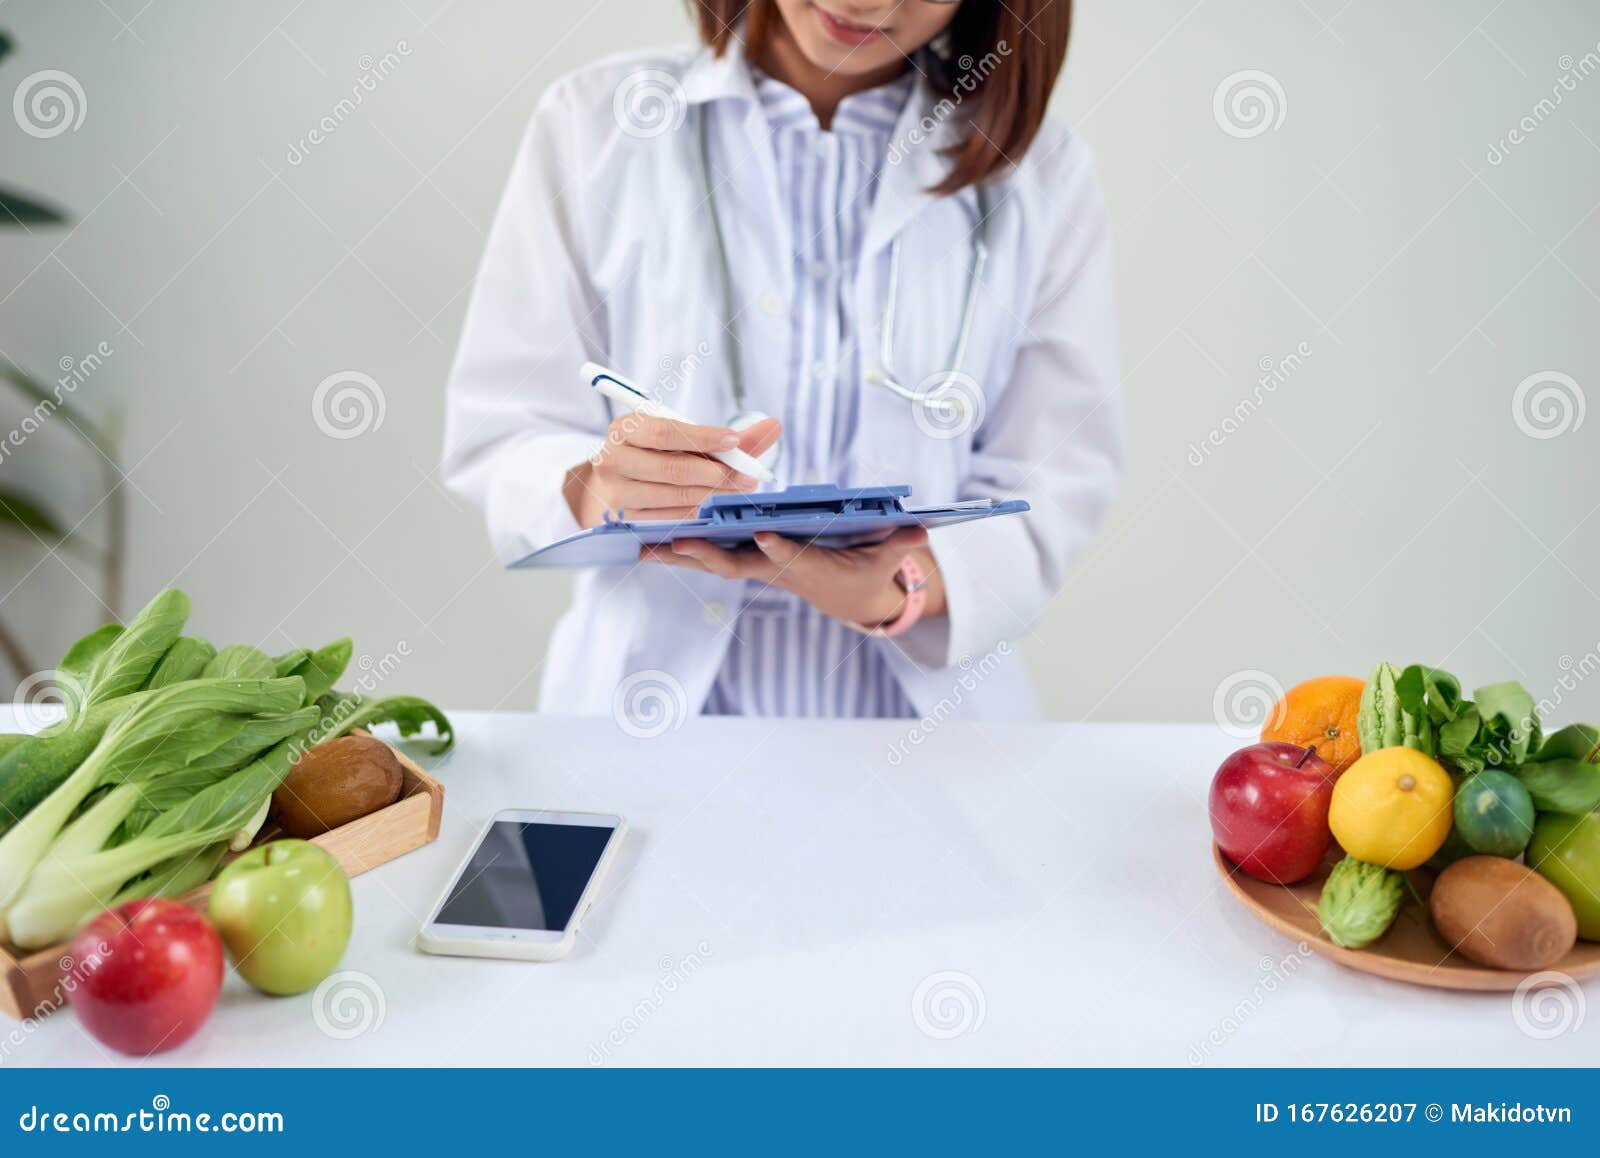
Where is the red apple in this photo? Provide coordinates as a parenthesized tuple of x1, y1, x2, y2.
(1210, 742, 1335, 884)
(67, 899, 224, 1056)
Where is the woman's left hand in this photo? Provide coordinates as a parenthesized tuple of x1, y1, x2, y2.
(643, 527, 934, 628)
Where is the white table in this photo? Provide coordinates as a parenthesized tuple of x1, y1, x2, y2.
(5, 709, 1587, 1066)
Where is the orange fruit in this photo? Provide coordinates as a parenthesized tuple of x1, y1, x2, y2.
(1260, 674, 1365, 775)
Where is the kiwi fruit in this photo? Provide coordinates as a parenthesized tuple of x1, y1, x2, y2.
(1430, 855, 1577, 971)
(272, 734, 405, 838)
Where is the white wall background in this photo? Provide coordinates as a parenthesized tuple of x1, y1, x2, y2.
(1, 0, 1597, 722)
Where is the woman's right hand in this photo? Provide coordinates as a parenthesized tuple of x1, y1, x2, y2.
(563, 413, 781, 528)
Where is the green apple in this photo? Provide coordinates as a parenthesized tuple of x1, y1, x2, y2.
(209, 839, 352, 995)
(1528, 812, 1600, 941)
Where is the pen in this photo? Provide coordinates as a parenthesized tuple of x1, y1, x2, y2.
(581, 361, 777, 484)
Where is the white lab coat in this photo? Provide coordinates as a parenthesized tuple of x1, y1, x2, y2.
(442, 38, 1122, 721)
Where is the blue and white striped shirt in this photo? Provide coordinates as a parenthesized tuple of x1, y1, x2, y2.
(703, 67, 917, 720)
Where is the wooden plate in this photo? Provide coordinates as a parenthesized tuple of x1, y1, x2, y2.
(1213, 843, 1600, 991)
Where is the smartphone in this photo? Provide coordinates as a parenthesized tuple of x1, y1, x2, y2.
(417, 809, 627, 961)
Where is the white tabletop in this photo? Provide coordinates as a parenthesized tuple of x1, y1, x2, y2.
(4, 708, 1587, 1067)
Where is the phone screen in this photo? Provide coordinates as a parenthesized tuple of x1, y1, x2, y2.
(434, 821, 615, 932)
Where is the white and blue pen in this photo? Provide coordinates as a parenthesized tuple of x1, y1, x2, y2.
(581, 361, 776, 483)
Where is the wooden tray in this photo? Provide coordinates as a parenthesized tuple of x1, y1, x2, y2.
(1214, 842, 1600, 991)
(0, 738, 444, 1021)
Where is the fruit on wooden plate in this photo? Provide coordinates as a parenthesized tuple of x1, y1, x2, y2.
(1453, 770, 1535, 858)
(1318, 855, 1405, 949)
(1527, 811, 1600, 940)
(1430, 856, 1577, 970)
(1329, 747, 1453, 870)
(1260, 675, 1365, 775)
(272, 734, 405, 838)
(1210, 742, 1335, 884)
(209, 839, 352, 995)
(68, 899, 224, 1055)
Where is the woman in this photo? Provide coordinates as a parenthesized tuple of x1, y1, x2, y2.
(443, 0, 1120, 721)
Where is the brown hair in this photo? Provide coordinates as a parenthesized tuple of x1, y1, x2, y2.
(689, 1, 1071, 194)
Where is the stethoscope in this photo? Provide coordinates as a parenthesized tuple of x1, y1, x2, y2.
(697, 106, 990, 471)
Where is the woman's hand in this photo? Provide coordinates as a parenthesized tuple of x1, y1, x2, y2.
(563, 414, 781, 528)
(644, 527, 943, 629)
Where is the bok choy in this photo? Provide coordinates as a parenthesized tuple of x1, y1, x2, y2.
(0, 677, 304, 923)
(0, 587, 453, 949)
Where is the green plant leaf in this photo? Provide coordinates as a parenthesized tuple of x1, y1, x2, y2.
(315, 692, 454, 755)
(83, 588, 190, 705)
(1518, 724, 1600, 812)
(201, 643, 276, 681)
(292, 638, 352, 703)
(143, 636, 217, 690)
(0, 186, 66, 227)
(0, 487, 63, 538)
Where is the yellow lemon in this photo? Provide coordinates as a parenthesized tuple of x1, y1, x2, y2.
(1329, 748, 1453, 869)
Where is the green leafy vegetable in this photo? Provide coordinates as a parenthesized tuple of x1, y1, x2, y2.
(57, 624, 124, 698)
(0, 676, 303, 923)
(1318, 855, 1407, 949)
(113, 706, 321, 841)
(292, 639, 353, 704)
(7, 729, 313, 948)
(202, 644, 277, 681)
(313, 693, 454, 756)
(1471, 681, 1540, 769)
(272, 648, 311, 677)
(1358, 662, 1541, 776)
(0, 587, 453, 946)
(144, 637, 218, 690)
(1518, 724, 1600, 813)
(113, 841, 229, 906)
(80, 589, 190, 708)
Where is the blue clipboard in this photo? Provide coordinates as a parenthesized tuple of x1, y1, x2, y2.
(508, 484, 1030, 569)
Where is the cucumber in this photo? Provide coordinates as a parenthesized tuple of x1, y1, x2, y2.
(0, 694, 147, 837)
(1454, 769, 1536, 858)
(0, 735, 28, 760)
